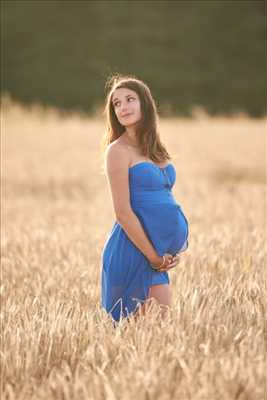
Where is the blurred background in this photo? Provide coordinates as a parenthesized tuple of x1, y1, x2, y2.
(2, 0, 267, 117)
(2, 3, 267, 398)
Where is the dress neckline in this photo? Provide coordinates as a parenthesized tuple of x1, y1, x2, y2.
(129, 161, 172, 171)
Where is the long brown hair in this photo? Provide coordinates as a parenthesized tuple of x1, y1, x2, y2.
(101, 74, 171, 163)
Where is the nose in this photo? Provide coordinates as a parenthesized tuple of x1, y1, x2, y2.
(120, 103, 129, 115)
(121, 101, 128, 111)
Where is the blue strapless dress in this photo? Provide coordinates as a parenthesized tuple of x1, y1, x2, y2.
(101, 162, 189, 322)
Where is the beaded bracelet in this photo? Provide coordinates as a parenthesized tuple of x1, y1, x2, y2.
(151, 255, 166, 271)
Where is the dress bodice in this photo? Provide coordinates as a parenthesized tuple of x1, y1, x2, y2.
(128, 162, 177, 207)
(129, 162, 176, 191)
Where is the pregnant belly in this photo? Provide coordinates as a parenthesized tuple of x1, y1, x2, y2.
(133, 203, 189, 256)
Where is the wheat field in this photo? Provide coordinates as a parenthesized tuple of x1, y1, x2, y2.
(1, 99, 267, 400)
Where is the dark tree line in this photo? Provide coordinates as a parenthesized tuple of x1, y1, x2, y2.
(2, 0, 267, 116)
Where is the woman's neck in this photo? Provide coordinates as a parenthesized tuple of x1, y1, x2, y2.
(125, 126, 137, 139)
(123, 129, 138, 147)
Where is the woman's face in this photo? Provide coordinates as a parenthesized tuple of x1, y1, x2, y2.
(111, 87, 142, 127)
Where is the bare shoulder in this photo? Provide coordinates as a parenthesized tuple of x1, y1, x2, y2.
(105, 139, 130, 161)
(104, 140, 131, 174)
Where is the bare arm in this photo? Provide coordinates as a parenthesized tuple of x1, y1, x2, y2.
(104, 143, 161, 266)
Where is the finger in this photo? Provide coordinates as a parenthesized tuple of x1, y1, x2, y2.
(171, 257, 180, 264)
(159, 254, 178, 270)
(169, 261, 178, 267)
(158, 262, 178, 272)
(166, 257, 173, 263)
(163, 258, 173, 267)
(160, 256, 177, 268)
(167, 261, 179, 269)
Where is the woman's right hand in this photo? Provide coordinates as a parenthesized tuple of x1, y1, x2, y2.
(150, 253, 180, 272)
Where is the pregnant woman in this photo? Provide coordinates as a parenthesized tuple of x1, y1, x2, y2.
(101, 74, 189, 323)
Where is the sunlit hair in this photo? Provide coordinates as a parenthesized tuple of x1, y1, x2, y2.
(101, 73, 171, 163)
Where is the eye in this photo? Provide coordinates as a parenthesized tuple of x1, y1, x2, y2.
(113, 101, 120, 108)
(128, 97, 135, 102)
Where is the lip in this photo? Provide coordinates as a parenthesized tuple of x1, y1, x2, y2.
(121, 113, 133, 118)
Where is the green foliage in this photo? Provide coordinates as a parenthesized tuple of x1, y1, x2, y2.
(1, 0, 267, 116)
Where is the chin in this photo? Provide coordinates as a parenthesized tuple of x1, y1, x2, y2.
(124, 118, 140, 127)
